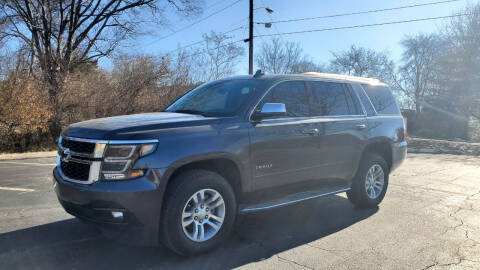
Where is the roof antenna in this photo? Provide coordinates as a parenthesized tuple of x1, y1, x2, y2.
(253, 69, 265, 78)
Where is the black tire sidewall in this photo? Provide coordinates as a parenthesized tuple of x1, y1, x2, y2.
(161, 170, 236, 256)
(350, 153, 389, 207)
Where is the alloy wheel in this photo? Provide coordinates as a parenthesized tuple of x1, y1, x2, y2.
(181, 188, 225, 242)
(365, 164, 385, 199)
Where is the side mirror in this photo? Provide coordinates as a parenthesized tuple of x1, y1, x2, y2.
(252, 103, 287, 121)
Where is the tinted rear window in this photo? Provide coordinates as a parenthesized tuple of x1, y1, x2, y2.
(308, 81, 355, 116)
(361, 84, 400, 115)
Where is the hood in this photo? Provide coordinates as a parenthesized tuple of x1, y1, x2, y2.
(62, 112, 222, 140)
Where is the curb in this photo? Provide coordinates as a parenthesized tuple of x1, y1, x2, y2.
(0, 151, 57, 160)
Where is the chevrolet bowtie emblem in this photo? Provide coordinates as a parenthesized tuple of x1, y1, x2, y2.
(62, 148, 72, 163)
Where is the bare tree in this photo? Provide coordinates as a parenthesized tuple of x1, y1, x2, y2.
(291, 59, 326, 74)
(329, 45, 395, 83)
(160, 50, 198, 107)
(193, 31, 244, 82)
(396, 34, 446, 113)
(0, 0, 202, 134)
(256, 37, 323, 74)
(439, 4, 480, 121)
(110, 55, 169, 115)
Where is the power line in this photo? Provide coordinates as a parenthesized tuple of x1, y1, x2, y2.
(256, 0, 462, 24)
(205, 0, 228, 10)
(153, 0, 243, 43)
(170, 38, 245, 60)
(253, 25, 266, 43)
(225, 16, 249, 29)
(163, 2, 472, 67)
(163, 15, 249, 57)
(254, 13, 476, 38)
(165, 26, 246, 55)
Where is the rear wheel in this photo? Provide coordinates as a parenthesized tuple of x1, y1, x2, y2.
(347, 153, 389, 208)
(161, 169, 236, 256)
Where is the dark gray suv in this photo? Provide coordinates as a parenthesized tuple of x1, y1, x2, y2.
(53, 72, 407, 255)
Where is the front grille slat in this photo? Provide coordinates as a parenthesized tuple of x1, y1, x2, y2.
(60, 160, 90, 181)
(59, 137, 97, 182)
(61, 139, 95, 154)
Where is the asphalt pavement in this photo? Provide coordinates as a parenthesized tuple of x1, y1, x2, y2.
(0, 154, 479, 270)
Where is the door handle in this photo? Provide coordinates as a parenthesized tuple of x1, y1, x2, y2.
(355, 124, 367, 130)
(303, 128, 319, 136)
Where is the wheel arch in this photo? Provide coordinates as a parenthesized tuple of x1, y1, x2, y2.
(162, 153, 246, 202)
(360, 139, 393, 171)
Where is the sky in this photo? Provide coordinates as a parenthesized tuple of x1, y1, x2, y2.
(101, 0, 472, 73)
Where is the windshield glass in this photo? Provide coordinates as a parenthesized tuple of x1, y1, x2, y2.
(165, 79, 264, 117)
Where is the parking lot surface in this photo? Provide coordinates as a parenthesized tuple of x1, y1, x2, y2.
(0, 153, 479, 269)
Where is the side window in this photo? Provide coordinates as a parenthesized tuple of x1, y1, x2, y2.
(361, 84, 400, 115)
(344, 84, 362, 115)
(352, 83, 376, 116)
(260, 81, 310, 117)
(308, 81, 351, 116)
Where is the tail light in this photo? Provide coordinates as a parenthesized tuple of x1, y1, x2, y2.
(402, 116, 407, 141)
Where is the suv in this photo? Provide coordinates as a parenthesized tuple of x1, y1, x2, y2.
(53, 72, 407, 255)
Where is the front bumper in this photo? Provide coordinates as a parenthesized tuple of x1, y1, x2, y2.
(53, 167, 167, 246)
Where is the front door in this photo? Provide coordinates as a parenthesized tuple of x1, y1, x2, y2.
(249, 81, 320, 190)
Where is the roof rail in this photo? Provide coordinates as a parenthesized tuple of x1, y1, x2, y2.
(301, 72, 384, 85)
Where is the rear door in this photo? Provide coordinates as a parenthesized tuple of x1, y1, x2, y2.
(306, 81, 367, 184)
(249, 81, 321, 190)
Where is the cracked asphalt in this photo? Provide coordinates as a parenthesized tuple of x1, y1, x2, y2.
(0, 153, 479, 269)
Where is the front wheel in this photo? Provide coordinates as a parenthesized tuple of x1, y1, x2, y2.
(347, 153, 389, 208)
(160, 169, 236, 256)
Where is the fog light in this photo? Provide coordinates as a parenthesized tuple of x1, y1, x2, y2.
(111, 211, 124, 219)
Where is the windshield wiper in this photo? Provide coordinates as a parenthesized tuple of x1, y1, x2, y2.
(169, 109, 212, 117)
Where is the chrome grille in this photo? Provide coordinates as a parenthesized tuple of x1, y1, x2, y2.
(61, 138, 95, 154)
(57, 136, 106, 184)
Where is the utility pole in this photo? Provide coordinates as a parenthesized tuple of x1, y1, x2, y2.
(248, 0, 254, 74)
(247, 2, 273, 74)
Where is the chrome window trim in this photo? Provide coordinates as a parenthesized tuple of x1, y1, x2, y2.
(248, 79, 367, 123)
(258, 115, 366, 126)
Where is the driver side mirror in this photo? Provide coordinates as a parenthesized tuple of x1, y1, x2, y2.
(252, 103, 287, 121)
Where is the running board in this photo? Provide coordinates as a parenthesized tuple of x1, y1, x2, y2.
(239, 187, 351, 213)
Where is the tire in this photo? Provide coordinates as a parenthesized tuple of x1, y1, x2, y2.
(160, 169, 237, 256)
(347, 153, 389, 208)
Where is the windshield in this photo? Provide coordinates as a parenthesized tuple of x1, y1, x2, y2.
(165, 79, 264, 117)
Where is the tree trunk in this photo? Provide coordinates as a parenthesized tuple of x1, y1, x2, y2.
(44, 69, 66, 139)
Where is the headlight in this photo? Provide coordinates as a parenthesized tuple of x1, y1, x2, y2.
(101, 143, 157, 180)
